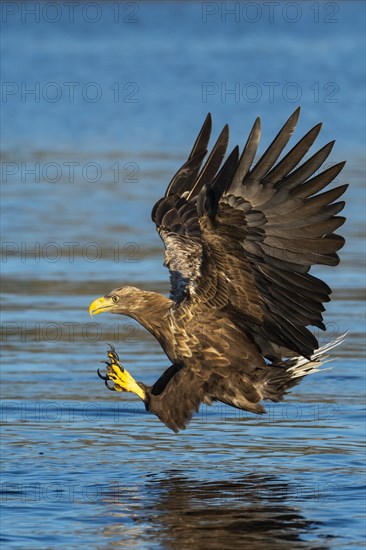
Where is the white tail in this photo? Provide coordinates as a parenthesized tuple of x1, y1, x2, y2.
(259, 333, 347, 402)
(282, 332, 348, 378)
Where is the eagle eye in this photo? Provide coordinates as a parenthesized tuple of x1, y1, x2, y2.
(112, 296, 119, 303)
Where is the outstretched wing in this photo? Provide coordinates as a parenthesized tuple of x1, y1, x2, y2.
(151, 109, 347, 359)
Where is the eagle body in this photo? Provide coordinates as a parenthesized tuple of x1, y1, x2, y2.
(89, 108, 347, 432)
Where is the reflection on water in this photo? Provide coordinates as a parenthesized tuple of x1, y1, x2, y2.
(100, 473, 330, 549)
(1, 2, 365, 549)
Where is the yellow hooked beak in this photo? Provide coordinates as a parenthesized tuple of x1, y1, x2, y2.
(89, 296, 112, 317)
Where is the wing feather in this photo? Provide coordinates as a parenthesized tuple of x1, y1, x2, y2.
(165, 114, 212, 197)
(243, 107, 300, 187)
(230, 116, 261, 194)
(277, 141, 335, 190)
(187, 124, 230, 200)
(262, 123, 322, 184)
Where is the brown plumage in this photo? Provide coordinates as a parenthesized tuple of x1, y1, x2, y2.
(89, 108, 347, 432)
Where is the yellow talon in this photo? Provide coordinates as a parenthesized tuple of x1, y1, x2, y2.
(100, 347, 146, 401)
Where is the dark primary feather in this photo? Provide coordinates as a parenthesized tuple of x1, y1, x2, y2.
(243, 107, 300, 187)
(186, 124, 229, 200)
(230, 116, 261, 195)
(165, 113, 212, 197)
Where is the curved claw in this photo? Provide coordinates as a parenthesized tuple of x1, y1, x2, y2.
(107, 343, 120, 363)
(105, 380, 116, 391)
(97, 368, 109, 381)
